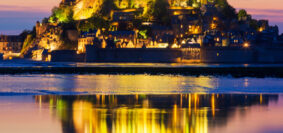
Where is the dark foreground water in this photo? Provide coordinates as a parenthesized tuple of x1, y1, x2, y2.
(1, 74, 283, 133)
(0, 94, 283, 133)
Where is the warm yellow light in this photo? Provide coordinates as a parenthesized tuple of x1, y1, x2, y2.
(211, 23, 217, 29)
(50, 45, 56, 51)
(158, 43, 169, 48)
(243, 43, 250, 48)
(259, 27, 264, 32)
(216, 38, 220, 42)
(213, 17, 218, 21)
(171, 43, 180, 48)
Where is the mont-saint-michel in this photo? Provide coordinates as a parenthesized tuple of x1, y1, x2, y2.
(1, 0, 283, 63)
(2, 1, 283, 133)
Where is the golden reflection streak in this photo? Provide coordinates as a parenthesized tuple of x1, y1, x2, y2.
(194, 94, 198, 112)
(260, 94, 263, 104)
(71, 75, 219, 96)
(33, 94, 273, 133)
(69, 98, 211, 133)
(211, 94, 215, 117)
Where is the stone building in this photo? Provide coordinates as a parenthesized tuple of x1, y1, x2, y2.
(77, 30, 100, 53)
(35, 21, 63, 51)
(0, 35, 23, 54)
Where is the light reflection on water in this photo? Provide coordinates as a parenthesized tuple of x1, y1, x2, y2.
(44, 94, 283, 133)
(0, 75, 283, 94)
(0, 75, 283, 132)
(0, 94, 282, 133)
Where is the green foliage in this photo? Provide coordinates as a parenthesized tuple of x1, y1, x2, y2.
(50, 6, 74, 23)
(238, 9, 247, 21)
(187, 0, 194, 6)
(127, 0, 134, 8)
(138, 29, 148, 39)
(216, 1, 237, 21)
(215, 0, 229, 8)
(19, 30, 32, 40)
(21, 34, 35, 54)
(151, 0, 171, 25)
(99, 0, 118, 17)
(20, 27, 36, 54)
(138, 25, 152, 39)
(59, 22, 78, 50)
(78, 15, 110, 32)
(142, 1, 155, 21)
(42, 18, 49, 23)
(249, 19, 259, 31)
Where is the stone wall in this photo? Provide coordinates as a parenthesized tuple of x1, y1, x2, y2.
(200, 47, 283, 63)
(257, 47, 283, 63)
(51, 50, 84, 62)
(200, 47, 256, 63)
(86, 46, 182, 63)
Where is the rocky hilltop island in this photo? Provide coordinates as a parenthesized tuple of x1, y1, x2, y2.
(8, 0, 283, 63)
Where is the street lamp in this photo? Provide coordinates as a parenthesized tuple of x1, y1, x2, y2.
(243, 42, 250, 48)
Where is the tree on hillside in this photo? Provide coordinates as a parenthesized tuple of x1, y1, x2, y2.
(152, 0, 171, 25)
(187, 0, 194, 6)
(216, 0, 237, 21)
(60, 22, 78, 50)
(238, 9, 248, 21)
(99, 0, 118, 17)
(215, 0, 228, 8)
(127, 0, 134, 8)
(49, 6, 74, 23)
(77, 14, 110, 33)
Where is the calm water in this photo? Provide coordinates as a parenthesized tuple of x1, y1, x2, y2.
(1, 74, 283, 133)
(2, 60, 283, 68)
(1, 74, 283, 94)
(0, 94, 283, 133)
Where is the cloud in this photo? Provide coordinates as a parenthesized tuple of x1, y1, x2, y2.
(0, 5, 49, 12)
(0, 11, 50, 34)
(0, 11, 50, 18)
(237, 8, 283, 22)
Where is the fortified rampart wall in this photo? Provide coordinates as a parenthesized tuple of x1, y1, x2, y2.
(51, 50, 85, 62)
(200, 47, 256, 63)
(201, 47, 283, 63)
(86, 46, 182, 63)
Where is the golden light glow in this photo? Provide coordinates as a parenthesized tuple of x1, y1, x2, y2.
(73, 0, 104, 20)
(213, 17, 217, 21)
(189, 25, 201, 34)
(38, 94, 212, 133)
(211, 94, 215, 117)
(210, 23, 217, 30)
(243, 42, 250, 48)
(258, 27, 264, 32)
(169, 6, 194, 10)
(157, 43, 169, 48)
(33, 93, 270, 133)
(171, 43, 180, 48)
